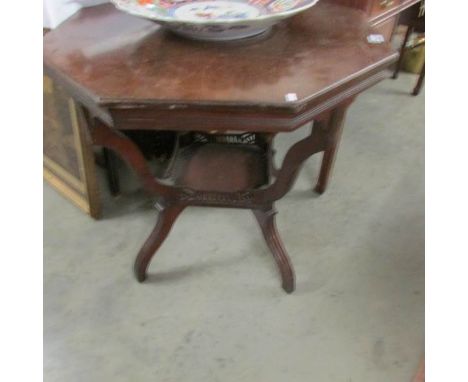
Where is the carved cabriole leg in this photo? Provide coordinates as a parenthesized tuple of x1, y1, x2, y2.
(314, 105, 349, 194)
(253, 206, 295, 293)
(134, 203, 185, 282)
(87, 119, 186, 282)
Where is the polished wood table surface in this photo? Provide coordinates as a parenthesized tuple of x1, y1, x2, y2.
(44, 2, 397, 293)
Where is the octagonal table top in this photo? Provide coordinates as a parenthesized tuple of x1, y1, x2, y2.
(44, 2, 397, 131)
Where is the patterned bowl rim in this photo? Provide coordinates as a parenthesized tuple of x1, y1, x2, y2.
(110, 0, 320, 25)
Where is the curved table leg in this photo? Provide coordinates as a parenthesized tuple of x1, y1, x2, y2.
(253, 206, 295, 293)
(134, 203, 185, 282)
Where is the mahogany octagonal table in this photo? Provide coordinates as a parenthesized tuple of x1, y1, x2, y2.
(44, 2, 397, 293)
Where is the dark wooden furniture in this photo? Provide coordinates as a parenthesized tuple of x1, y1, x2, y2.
(325, 0, 421, 41)
(44, 26, 102, 218)
(44, 73, 102, 218)
(392, 1, 425, 95)
(325, 1, 425, 96)
(44, 3, 398, 293)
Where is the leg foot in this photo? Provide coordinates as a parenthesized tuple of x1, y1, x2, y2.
(134, 203, 185, 282)
(253, 207, 295, 293)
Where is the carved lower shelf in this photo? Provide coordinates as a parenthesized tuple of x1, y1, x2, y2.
(154, 132, 271, 207)
(172, 142, 268, 191)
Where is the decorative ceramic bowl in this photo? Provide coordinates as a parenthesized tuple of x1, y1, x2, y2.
(111, 0, 320, 41)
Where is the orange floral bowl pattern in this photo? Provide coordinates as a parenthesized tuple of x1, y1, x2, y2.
(111, 0, 319, 40)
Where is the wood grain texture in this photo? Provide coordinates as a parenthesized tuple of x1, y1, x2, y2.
(43, 75, 102, 219)
(44, 2, 397, 132)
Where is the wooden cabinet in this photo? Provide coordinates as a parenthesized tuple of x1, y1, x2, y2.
(44, 74, 102, 218)
(324, 0, 420, 47)
(325, 0, 420, 25)
(44, 28, 103, 219)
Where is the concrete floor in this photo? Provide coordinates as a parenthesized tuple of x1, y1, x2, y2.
(44, 73, 424, 382)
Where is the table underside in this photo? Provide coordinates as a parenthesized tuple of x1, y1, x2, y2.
(88, 103, 349, 293)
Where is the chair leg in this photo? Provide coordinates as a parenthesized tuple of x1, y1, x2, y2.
(134, 203, 185, 282)
(393, 25, 413, 80)
(412, 62, 425, 96)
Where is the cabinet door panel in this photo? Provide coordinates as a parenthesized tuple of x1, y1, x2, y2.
(44, 74, 102, 219)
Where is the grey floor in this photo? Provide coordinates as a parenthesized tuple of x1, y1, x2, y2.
(44, 73, 424, 382)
